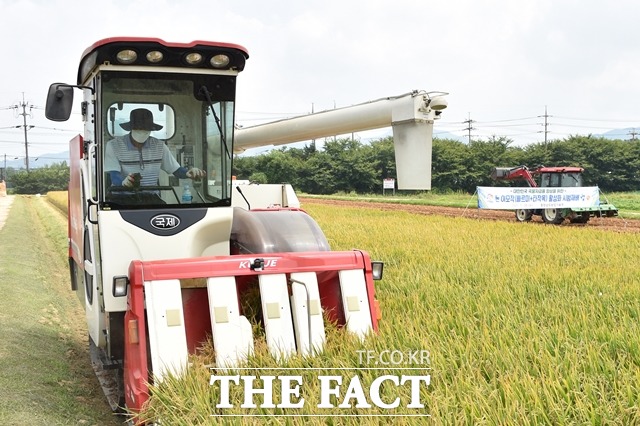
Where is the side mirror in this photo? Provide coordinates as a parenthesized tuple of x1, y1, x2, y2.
(45, 83, 74, 121)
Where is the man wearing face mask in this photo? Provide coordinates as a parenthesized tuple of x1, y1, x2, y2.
(105, 108, 205, 195)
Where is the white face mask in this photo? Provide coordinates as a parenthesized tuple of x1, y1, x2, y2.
(131, 130, 151, 143)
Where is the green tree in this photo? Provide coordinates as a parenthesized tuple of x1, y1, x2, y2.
(261, 148, 302, 186)
(248, 172, 268, 184)
(322, 138, 379, 193)
(10, 162, 69, 194)
(431, 138, 470, 191)
(232, 155, 259, 180)
(432, 137, 524, 193)
(298, 151, 336, 194)
(367, 137, 396, 186)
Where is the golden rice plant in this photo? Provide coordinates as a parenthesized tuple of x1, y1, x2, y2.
(46, 191, 68, 215)
(140, 201, 640, 425)
(45, 191, 640, 423)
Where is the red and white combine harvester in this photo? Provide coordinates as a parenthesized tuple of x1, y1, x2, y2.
(45, 37, 447, 415)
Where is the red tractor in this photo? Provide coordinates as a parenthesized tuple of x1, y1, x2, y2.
(491, 165, 618, 224)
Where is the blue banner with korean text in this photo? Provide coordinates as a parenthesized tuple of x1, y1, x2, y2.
(477, 186, 599, 210)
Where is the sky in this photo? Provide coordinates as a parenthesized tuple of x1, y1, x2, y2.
(2, 0, 640, 164)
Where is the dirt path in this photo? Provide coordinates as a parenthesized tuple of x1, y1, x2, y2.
(0, 195, 14, 232)
(0, 196, 119, 425)
(300, 198, 640, 233)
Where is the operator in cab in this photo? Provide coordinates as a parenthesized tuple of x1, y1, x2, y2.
(105, 108, 205, 203)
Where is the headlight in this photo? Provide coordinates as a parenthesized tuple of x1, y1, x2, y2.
(210, 54, 230, 68)
(185, 52, 203, 65)
(371, 261, 384, 280)
(146, 50, 164, 63)
(112, 276, 129, 297)
(116, 49, 137, 64)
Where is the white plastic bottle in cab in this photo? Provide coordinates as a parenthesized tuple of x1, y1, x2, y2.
(182, 184, 192, 204)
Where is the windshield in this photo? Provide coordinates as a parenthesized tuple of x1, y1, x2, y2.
(99, 72, 236, 209)
(540, 172, 583, 188)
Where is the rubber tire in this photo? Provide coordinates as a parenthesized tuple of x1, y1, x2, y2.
(515, 209, 533, 222)
(570, 212, 590, 224)
(542, 208, 564, 224)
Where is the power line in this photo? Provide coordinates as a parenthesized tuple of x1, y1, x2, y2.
(473, 116, 540, 124)
(552, 115, 640, 123)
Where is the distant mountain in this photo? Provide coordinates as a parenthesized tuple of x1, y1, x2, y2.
(598, 128, 640, 140)
(3, 151, 69, 170)
(434, 131, 465, 142)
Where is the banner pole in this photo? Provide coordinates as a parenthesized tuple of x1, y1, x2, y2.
(462, 188, 478, 217)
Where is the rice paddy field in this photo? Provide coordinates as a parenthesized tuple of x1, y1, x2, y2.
(42, 192, 640, 424)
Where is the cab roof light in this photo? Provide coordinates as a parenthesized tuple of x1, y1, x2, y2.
(116, 49, 138, 64)
(185, 52, 203, 65)
(146, 50, 164, 63)
(210, 54, 230, 68)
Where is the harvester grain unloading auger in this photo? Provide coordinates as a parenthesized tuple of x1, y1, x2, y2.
(44, 37, 447, 418)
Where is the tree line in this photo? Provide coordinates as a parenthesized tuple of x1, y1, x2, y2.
(234, 135, 640, 194)
(3, 162, 70, 194)
(4, 135, 639, 194)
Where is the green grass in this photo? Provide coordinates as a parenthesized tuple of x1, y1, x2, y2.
(141, 201, 640, 425)
(602, 191, 640, 218)
(301, 190, 478, 208)
(301, 190, 640, 218)
(0, 196, 118, 425)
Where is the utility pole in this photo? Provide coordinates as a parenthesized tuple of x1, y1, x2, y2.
(14, 93, 34, 172)
(463, 113, 475, 143)
(539, 106, 551, 144)
(628, 128, 638, 141)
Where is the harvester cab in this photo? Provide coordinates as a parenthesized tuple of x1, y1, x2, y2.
(45, 37, 446, 417)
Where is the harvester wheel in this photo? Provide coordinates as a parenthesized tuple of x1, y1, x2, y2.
(541, 208, 564, 225)
(515, 209, 533, 222)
